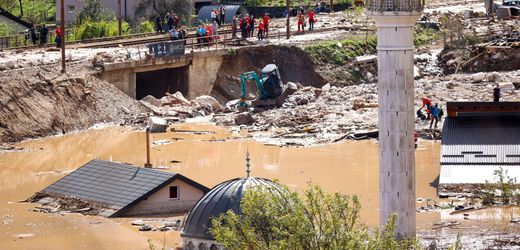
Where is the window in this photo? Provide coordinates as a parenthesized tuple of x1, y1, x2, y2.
(67, 5, 75, 13)
(169, 186, 179, 199)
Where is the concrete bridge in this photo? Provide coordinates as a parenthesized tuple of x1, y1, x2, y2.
(102, 49, 228, 100)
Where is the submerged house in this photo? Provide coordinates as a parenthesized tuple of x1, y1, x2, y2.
(439, 102, 520, 193)
(30, 159, 209, 217)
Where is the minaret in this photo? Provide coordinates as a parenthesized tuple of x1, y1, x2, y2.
(245, 150, 251, 178)
(366, 0, 423, 238)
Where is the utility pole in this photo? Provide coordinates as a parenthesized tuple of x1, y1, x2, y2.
(60, 0, 66, 73)
(118, 0, 122, 36)
(286, 0, 290, 39)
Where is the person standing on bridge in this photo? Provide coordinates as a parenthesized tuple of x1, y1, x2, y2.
(166, 13, 174, 30)
(29, 24, 38, 45)
(54, 26, 63, 48)
(40, 24, 49, 46)
(493, 83, 501, 102)
(231, 15, 238, 39)
(211, 9, 218, 24)
(220, 5, 226, 25)
(173, 13, 180, 29)
(257, 20, 265, 41)
(155, 16, 164, 34)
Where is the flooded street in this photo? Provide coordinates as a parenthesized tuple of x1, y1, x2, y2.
(0, 124, 516, 249)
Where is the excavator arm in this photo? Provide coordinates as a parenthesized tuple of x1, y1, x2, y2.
(239, 71, 268, 107)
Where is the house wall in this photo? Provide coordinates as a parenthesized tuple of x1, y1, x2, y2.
(122, 179, 205, 216)
(56, 0, 140, 25)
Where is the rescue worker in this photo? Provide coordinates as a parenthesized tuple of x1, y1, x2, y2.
(257, 20, 265, 41)
(297, 12, 305, 32)
(420, 97, 432, 119)
(493, 83, 501, 102)
(307, 9, 316, 30)
(262, 13, 271, 38)
(429, 104, 440, 129)
(172, 13, 180, 29)
(54, 26, 63, 48)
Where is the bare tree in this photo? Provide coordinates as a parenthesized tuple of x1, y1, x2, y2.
(134, 0, 193, 24)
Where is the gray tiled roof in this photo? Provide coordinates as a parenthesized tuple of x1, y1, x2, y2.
(42, 160, 177, 212)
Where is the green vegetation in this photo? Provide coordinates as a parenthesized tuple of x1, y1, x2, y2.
(0, 0, 55, 23)
(0, 23, 13, 36)
(76, 0, 115, 25)
(72, 20, 131, 40)
(305, 27, 440, 66)
(210, 183, 420, 250)
(481, 167, 520, 206)
(304, 36, 377, 65)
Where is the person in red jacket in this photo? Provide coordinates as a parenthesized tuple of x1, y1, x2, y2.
(257, 21, 265, 41)
(421, 97, 432, 119)
(55, 26, 63, 48)
(307, 9, 316, 30)
(262, 13, 271, 37)
(297, 12, 305, 32)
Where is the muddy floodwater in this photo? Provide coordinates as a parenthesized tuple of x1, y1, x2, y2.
(0, 124, 517, 249)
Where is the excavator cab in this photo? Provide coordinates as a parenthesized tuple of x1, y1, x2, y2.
(260, 64, 283, 98)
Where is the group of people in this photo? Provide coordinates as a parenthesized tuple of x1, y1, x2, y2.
(418, 97, 444, 130)
(27, 24, 63, 48)
(195, 22, 219, 46)
(297, 8, 317, 32)
(155, 12, 180, 34)
(210, 5, 226, 26)
(231, 13, 271, 41)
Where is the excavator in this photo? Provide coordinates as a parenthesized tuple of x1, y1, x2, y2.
(238, 64, 294, 109)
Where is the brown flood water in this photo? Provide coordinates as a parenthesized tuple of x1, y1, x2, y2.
(1, 124, 442, 249)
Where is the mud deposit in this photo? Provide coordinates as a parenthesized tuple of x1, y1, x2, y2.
(0, 124, 517, 249)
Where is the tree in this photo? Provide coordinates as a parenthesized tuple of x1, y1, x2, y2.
(211, 183, 419, 250)
(134, 0, 193, 25)
(76, 0, 114, 25)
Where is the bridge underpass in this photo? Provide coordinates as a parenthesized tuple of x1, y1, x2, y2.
(135, 66, 189, 99)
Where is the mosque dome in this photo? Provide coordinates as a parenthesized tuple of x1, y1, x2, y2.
(181, 177, 283, 241)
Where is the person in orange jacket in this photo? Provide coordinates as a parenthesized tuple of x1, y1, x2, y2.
(297, 12, 305, 32)
(307, 9, 316, 30)
(257, 21, 265, 41)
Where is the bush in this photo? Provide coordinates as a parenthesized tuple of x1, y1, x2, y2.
(137, 21, 156, 33)
(72, 20, 131, 40)
(211, 183, 420, 249)
(0, 23, 13, 36)
(304, 36, 377, 65)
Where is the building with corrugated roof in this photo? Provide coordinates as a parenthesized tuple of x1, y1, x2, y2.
(30, 159, 209, 217)
(439, 102, 520, 189)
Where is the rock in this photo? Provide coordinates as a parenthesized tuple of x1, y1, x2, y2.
(5, 61, 15, 69)
(141, 95, 162, 107)
(163, 91, 190, 106)
(512, 78, 520, 89)
(193, 95, 223, 111)
(471, 72, 486, 83)
(139, 225, 152, 231)
(147, 116, 168, 133)
(499, 82, 514, 91)
(0, 63, 6, 71)
(414, 66, 421, 79)
(486, 72, 502, 82)
(234, 112, 255, 125)
(321, 83, 331, 92)
(366, 72, 374, 81)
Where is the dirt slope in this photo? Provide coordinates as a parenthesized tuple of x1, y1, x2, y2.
(0, 65, 144, 143)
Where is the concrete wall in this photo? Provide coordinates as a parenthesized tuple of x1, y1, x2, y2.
(56, 0, 140, 24)
(102, 50, 226, 100)
(122, 179, 205, 216)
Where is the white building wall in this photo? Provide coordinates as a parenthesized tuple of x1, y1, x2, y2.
(56, 0, 140, 25)
(122, 179, 205, 216)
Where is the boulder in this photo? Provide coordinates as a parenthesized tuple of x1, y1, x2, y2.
(471, 72, 486, 83)
(512, 77, 520, 89)
(486, 72, 502, 82)
(321, 83, 331, 92)
(234, 112, 255, 125)
(414, 66, 422, 79)
(0, 63, 6, 71)
(499, 82, 515, 91)
(193, 95, 223, 111)
(5, 61, 15, 69)
(141, 95, 162, 107)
